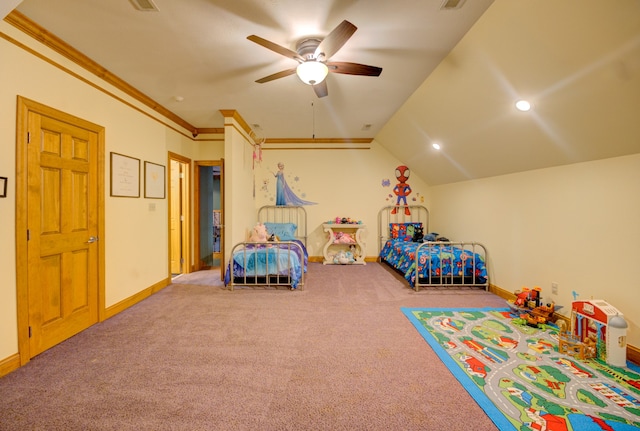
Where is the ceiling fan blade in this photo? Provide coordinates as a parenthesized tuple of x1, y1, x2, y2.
(327, 61, 382, 77)
(313, 80, 328, 98)
(255, 68, 297, 83)
(314, 20, 357, 59)
(247, 35, 304, 63)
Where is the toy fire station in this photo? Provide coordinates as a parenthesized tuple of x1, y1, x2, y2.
(567, 299, 628, 367)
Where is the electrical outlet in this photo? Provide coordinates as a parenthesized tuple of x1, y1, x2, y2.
(551, 282, 558, 295)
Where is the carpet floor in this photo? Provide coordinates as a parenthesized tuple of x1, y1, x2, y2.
(1, 262, 508, 430)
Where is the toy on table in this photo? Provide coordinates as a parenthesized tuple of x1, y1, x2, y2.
(333, 250, 355, 265)
(333, 231, 356, 244)
(349, 244, 360, 260)
(328, 216, 361, 225)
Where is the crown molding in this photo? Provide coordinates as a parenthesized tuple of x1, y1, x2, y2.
(4, 10, 198, 135)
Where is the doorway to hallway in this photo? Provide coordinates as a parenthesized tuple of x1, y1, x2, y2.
(194, 160, 224, 281)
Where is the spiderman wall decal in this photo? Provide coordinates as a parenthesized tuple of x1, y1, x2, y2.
(391, 165, 412, 215)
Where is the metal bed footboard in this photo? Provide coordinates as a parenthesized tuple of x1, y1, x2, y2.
(228, 241, 305, 291)
(414, 241, 489, 292)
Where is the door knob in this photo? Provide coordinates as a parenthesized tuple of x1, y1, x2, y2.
(86, 236, 99, 243)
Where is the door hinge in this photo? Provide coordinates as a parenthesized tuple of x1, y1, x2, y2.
(27, 132, 31, 144)
(28, 326, 32, 338)
(27, 229, 30, 241)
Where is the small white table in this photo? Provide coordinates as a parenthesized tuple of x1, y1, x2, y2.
(322, 224, 366, 265)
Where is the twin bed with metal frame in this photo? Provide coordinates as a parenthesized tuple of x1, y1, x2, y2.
(225, 205, 308, 291)
(378, 205, 489, 292)
(225, 204, 487, 292)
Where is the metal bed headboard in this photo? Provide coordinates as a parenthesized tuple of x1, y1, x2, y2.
(258, 205, 308, 247)
(377, 205, 429, 251)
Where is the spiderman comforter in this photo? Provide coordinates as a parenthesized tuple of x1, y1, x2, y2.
(379, 239, 487, 287)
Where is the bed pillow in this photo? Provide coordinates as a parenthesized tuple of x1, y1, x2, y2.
(264, 222, 297, 241)
(389, 222, 423, 241)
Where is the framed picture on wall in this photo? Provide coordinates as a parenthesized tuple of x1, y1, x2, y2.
(0, 176, 7, 198)
(110, 152, 140, 198)
(144, 161, 165, 199)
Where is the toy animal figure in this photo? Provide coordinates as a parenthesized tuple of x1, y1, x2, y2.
(334, 232, 355, 244)
(349, 244, 360, 260)
(249, 222, 268, 242)
(333, 250, 355, 264)
(344, 251, 355, 264)
(406, 224, 416, 238)
(424, 232, 438, 241)
(412, 225, 424, 242)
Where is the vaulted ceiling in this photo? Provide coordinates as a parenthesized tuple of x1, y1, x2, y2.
(5, 0, 640, 185)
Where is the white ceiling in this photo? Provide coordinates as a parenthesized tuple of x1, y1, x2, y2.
(7, 0, 640, 185)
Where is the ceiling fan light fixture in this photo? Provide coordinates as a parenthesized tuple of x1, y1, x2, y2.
(296, 61, 329, 85)
(515, 99, 532, 111)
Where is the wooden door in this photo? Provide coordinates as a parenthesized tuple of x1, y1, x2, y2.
(26, 111, 100, 356)
(168, 152, 190, 276)
(170, 159, 182, 274)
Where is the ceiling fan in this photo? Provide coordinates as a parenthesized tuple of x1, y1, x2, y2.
(247, 20, 382, 98)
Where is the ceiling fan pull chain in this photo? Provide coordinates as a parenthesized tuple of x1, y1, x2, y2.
(312, 102, 315, 140)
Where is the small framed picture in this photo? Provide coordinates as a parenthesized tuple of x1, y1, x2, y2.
(110, 152, 140, 198)
(0, 177, 7, 198)
(144, 161, 165, 199)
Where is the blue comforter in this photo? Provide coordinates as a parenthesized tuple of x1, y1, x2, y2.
(380, 239, 487, 287)
(225, 240, 308, 289)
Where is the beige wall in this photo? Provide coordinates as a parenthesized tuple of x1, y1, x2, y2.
(253, 142, 431, 259)
(0, 21, 208, 360)
(429, 154, 640, 347)
(223, 116, 258, 260)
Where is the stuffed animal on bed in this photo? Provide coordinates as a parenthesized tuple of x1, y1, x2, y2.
(412, 225, 424, 242)
(423, 232, 438, 242)
(249, 222, 268, 242)
(406, 224, 416, 239)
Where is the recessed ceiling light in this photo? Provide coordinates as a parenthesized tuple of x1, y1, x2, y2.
(174, 96, 184, 102)
(515, 100, 532, 111)
(432, 142, 441, 150)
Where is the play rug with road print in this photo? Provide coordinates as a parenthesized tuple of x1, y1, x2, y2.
(402, 307, 640, 431)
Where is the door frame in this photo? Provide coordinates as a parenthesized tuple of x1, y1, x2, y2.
(15, 96, 106, 366)
(194, 160, 225, 278)
(167, 152, 191, 276)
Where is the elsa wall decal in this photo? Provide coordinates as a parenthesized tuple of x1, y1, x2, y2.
(273, 162, 316, 206)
